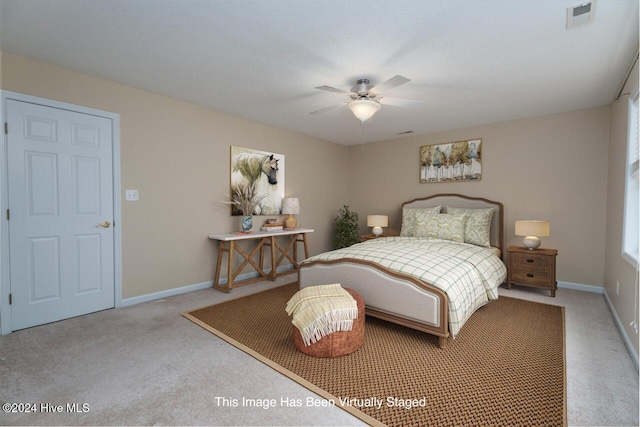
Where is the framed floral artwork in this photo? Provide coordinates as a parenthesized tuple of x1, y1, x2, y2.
(420, 139, 482, 183)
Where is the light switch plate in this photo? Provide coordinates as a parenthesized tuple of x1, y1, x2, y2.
(125, 189, 139, 201)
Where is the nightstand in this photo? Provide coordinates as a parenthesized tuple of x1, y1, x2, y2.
(507, 246, 558, 297)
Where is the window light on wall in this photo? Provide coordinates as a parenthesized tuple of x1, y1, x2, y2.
(622, 86, 639, 268)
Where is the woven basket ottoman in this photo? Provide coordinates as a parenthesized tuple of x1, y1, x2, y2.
(292, 287, 365, 358)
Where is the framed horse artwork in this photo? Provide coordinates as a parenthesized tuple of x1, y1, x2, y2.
(230, 146, 285, 216)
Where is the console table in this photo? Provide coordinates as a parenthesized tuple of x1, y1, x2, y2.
(208, 228, 313, 292)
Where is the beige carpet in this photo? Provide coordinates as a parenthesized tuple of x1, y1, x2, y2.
(183, 283, 566, 427)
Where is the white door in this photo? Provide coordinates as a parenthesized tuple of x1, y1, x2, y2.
(7, 99, 115, 330)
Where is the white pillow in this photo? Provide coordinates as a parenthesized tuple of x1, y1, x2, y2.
(415, 213, 467, 243)
(400, 206, 442, 237)
(446, 206, 494, 247)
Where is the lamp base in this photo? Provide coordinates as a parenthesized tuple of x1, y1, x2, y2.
(522, 236, 541, 250)
(372, 226, 383, 237)
(285, 214, 297, 230)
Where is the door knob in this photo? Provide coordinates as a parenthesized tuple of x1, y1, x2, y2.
(96, 221, 111, 228)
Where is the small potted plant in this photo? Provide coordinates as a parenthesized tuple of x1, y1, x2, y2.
(223, 184, 267, 233)
(334, 205, 359, 249)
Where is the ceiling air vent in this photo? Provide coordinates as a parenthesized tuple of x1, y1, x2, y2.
(566, 1, 596, 29)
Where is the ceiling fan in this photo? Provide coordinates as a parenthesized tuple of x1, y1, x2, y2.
(310, 75, 422, 122)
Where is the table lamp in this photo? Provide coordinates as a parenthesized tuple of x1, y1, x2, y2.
(281, 198, 300, 230)
(515, 220, 550, 250)
(367, 215, 388, 237)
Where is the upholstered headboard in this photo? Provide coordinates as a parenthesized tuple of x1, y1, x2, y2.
(401, 194, 504, 258)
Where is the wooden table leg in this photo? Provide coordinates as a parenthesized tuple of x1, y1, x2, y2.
(213, 241, 230, 293)
(259, 241, 265, 271)
(270, 236, 277, 279)
(302, 233, 309, 258)
(227, 241, 235, 290)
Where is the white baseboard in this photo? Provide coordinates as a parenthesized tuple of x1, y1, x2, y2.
(557, 280, 604, 294)
(534, 281, 638, 370)
(119, 280, 213, 307)
(119, 265, 296, 308)
(603, 288, 639, 371)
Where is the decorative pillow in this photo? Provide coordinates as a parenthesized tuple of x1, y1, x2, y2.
(446, 206, 494, 247)
(414, 213, 467, 242)
(400, 206, 442, 237)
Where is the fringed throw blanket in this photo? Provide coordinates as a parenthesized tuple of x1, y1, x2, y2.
(285, 283, 358, 346)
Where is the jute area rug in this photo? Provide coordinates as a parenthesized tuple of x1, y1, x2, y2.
(183, 283, 566, 427)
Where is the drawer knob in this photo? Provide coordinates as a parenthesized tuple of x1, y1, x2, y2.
(526, 259, 534, 263)
(527, 273, 534, 278)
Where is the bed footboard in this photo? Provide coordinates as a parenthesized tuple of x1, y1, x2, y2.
(298, 258, 450, 348)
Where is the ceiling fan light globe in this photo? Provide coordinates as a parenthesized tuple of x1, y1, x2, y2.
(348, 99, 381, 122)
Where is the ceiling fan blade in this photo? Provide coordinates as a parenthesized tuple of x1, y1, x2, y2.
(309, 103, 346, 115)
(379, 97, 423, 108)
(371, 75, 410, 93)
(314, 85, 352, 95)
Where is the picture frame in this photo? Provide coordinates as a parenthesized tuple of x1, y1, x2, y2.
(230, 146, 285, 216)
(419, 138, 482, 183)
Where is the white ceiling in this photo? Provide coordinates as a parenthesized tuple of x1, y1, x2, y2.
(1, 0, 638, 145)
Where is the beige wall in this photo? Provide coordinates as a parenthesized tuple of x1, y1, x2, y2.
(2, 51, 638, 357)
(348, 107, 610, 287)
(0, 52, 349, 298)
(605, 60, 639, 354)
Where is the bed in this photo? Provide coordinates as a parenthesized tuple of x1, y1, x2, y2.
(298, 194, 507, 348)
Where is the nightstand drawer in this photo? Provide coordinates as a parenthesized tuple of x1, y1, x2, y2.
(510, 252, 552, 271)
(510, 267, 552, 286)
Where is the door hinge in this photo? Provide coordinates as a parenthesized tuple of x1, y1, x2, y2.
(6, 209, 9, 221)
(9, 293, 12, 305)
(4, 122, 7, 134)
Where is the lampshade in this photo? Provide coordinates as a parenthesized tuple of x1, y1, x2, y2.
(348, 99, 381, 122)
(515, 220, 550, 237)
(367, 215, 388, 228)
(281, 198, 300, 215)
(515, 220, 550, 250)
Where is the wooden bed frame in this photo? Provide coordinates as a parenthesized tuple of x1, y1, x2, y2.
(298, 194, 504, 348)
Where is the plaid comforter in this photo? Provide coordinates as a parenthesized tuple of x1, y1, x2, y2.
(302, 237, 507, 337)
